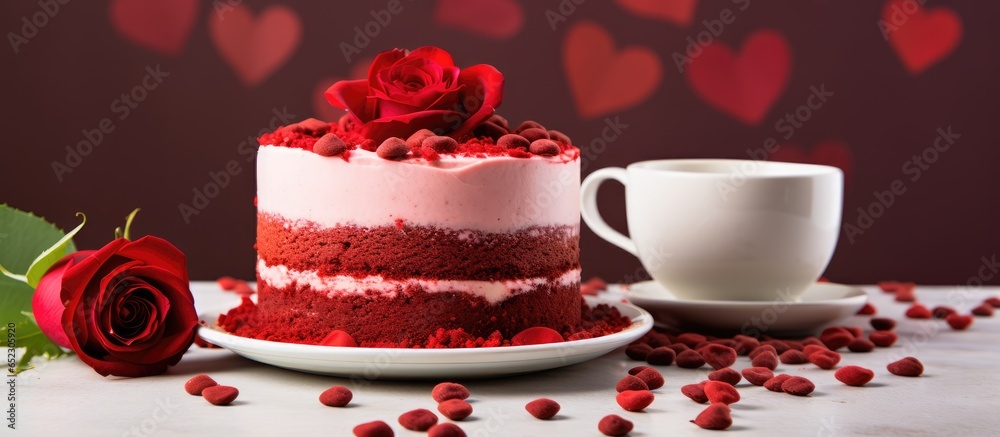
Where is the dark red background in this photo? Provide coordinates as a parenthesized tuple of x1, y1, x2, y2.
(2, 1, 997, 285)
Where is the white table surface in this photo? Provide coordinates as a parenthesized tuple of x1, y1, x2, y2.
(14, 283, 1000, 436)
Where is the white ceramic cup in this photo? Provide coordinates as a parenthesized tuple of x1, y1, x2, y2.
(581, 159, 843, 301)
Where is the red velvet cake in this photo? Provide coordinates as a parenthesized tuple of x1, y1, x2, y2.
(219, 47, 627, 347)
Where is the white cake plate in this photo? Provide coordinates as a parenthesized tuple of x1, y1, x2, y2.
(197, 296, 652, 379)
(626, 281, 868, 337)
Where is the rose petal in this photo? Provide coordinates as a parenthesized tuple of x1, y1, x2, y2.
(452, 64, 504, 138)
(407, 46, 456, 68)
(326, 79, 374, 121)
(366, 48, 408, 91)
(32, 251, 95, 348)
(358, 110, 465, 143)
(116, 236, 189, 279)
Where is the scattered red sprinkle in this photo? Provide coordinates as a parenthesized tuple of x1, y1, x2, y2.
(779, 349, 808, 365)
(644, 332, 671, 348)
(681, 382, 709, 403)
(985, 297, 1000, 308)
(376, 137, 410, 160)
(616, 390, 655, 412)
(353, 420, 394, 437)
(835, 365, 875, 386)
(676, 349, 707, 368)
(803, 344, 830, 358)
(843, 326, 864, 338)
(319, 330, 358, 347)
(700, 344, 738, 370)
(972, 303, 995, 317)
(646, 346, 676, 366)
(895, 288, 916, 302)
(764, 374, 793, 392)
(666, 343, 691, 355)
(598, 414, 634, 436)
(398, 409, 438, 431)
(708, 367, 742, 386)
(869, 330, 899, 347)
(217, 276, 238, 290)
(675, 333, 707, 348)
(432, 383, 470, 403)
(511, 327, 564, 346)
(820, 327, 854, 350)
(703, 381, 740, 405)
(423, 136, 458, 153)
(762, 340, 792, 354)
(856, 302, 877, 315)
(615, 375, 649, 392)
(871, 317, 897, 331)
(202, 385, 239, 406)
(945, 314, 974, 330)
(749, 345, 777, 359)
(520, 127, 550, 142)
(887, 357, 924, 377)
(847, 337, 876, 353)
(625, 343, 652, 361)
(751, 351, 779, 370)
(878, 281, 914, 293)
(733, 335, 761, 355)
(809, 350, 842, 369)
(525, 398, 560, 420)
(428, 423, 465, 437)
(184, 374, 218, 395)
(781, 376, 815, 396)
(741, 367, 775, 386)
(313, 133, 347, 156)
(634, 367, 665, 390)
(437, 399, 473, 421)
(905, 304, 933, 319)
(319, 386, 353, 407)
(628, 365, 651, 376)
(932, 306, 957, 319)
(692, 403, 733, 430)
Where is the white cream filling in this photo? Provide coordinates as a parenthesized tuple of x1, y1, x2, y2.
(257, 259, 581, 305)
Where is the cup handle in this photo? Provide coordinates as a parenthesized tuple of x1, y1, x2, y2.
(581, 167, 637, 256)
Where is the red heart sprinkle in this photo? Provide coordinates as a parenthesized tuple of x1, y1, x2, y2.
(869, 330, 899, 347)
(751, 351, 778, 370)
(313, 133, 347, 157)
(432, 382, 470, 403)
(932, 306, 957, 319)
(598, 414, 633, 436)
(761, 340, 791, 354)
(835, 365, 875, 386)
(675, 333, 707, 347)
(905, 304, 933, 319)
(808, 350, 842, 369)
(972, 303, 994, 316)
(634, 367, 665, 390)
(184, 374, 218, 395)
(985, 296, 1000, 308)
(781, 376, 815, 396)
(895, 288, 917, 302)
(708, 367, 742, 386)
(437, 399, 473, 421)
(525, 398, 560, 420)
(398, 408, 438, 431)
(319, 330, 357, 347)
(353, 420, 394, 437)
(802, 344, 830, 357)
(748, 345, 777, 359)
(615, 375, 649, 392)
(764, 374, 792, 392)
(945, 314, 973, 330)
(628, 365, 652, 376)
(703, 381, 740, 404)
(779, 349, 808, 365)
(428, 423, 465, 437)
(856, 302, 877, 315)
(625, 343, 653, 361)
(887, 357, 924, 377)
(676, 349, 707, 368)
(202, 385, 239, 406)
(319, 386, 353, 407)
(681, 382, 708, 403)
(700, 344, 737, 370)
(741, 367, 774, 386)
(616, 390, 655, 412)
(847, 337, 875, 353)
(511, 326, 564, 346)
(692, 403, 733, 430)
(870, 317, 897, 331)
(646, 346, 676, 366)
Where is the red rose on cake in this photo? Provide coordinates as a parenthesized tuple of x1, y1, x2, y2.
(33, 236, 198, 377)
(326, 46, 504, 142)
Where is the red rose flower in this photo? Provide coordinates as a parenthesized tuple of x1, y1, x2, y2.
(326, 46, 504, 142)
(32, 236, 198, 377)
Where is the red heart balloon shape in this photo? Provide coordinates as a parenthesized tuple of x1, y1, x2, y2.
(209, 5, 302, 87)
(771, 140, 852, 181)
(435, 0, 524, 40)
(615, 0, 698, 27)
(881, 0, 962, 75)
(685, 29, 791, 126)
(109, 0, 198, 57)
(312, 58, 371, 122)
(564, 21, 663, 119)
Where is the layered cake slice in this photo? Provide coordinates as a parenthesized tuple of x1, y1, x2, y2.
(219, 46, 628, 347)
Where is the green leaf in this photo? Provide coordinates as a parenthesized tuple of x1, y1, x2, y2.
(24, 212, 85, 287)
(0, 204, 77, 371)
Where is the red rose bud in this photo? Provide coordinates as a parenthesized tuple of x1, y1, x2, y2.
(202, 385, 239, 406)
(887, 357, 924, 376)
(353, 421, 394, 437)
(184, 374, 218, 395)
(616, 390, 654, 412)
(598, 414, 633, 436)
(319, 386, 353, 407)
(319, 330, 357, 347)
(511, 327, 563, 346)
(835, 366, 875, 386)
(432, 382, 470, 403)
(692, 403, 732, 430)
(781, 376, 815, 396)
(326, 47, 504, 143)
(398, 408, 438, 431)
(428, 423, 465, 437)
(45, 236, 198, 377)
(437, 399, 473, 421)
(525, 398, 560, 420)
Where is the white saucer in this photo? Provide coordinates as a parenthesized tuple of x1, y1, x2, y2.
(626, 281, 867, 337)
(197, 296, 653, 379)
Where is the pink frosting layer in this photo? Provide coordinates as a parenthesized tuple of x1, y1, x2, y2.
(256, 146, 580, 232)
